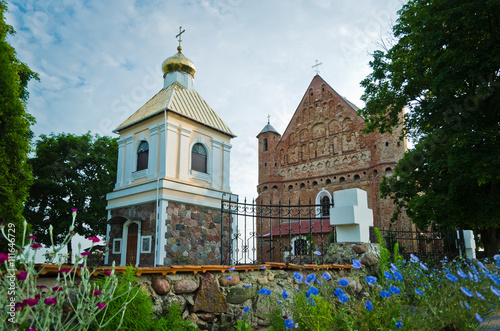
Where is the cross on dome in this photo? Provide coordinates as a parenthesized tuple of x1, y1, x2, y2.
(176, 26, 185, 52)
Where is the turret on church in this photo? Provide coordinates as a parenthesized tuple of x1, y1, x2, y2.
(257, 74, 408, 230)
(105, 30, 236, 267)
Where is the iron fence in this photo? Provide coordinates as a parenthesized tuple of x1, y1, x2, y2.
(369, 225, 466, 264)
(221, 194, 335, 265)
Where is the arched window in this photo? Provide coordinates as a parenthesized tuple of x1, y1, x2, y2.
(137, 141, 149, 171)
(262, 138, 268, 152)
(192, 143, 208, 173)
(321, 195, 331, 217)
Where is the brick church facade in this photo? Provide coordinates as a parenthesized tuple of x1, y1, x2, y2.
(256, 74, 408, 239)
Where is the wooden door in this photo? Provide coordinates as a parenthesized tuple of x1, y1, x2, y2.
(126, 223, 138, 266)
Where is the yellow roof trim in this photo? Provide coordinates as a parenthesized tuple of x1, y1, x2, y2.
(114, 83, 235, 137)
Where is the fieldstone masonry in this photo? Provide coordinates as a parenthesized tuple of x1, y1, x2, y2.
(165, 202, 232, 265)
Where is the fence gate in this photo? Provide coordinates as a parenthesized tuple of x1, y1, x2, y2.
(221, 194, 335, 265)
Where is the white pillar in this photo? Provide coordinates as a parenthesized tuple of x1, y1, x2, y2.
(115, 138, 125, 188)
(156, 199, 168, 266)
(222, 143, 231, 191)
(148, 125, 159, 179)
(212, 138, 222, 189)
(460, 230, 476, 259)
(330, 188, 374, 242)
(158, 124, 166, 178)
(104, 210, 111, 265)
(179, 127, 192, 181)
(166, 122, 179, 178)
(123, 135, 133, 186)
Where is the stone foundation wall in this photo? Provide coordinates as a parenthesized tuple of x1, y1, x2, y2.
(165, 202, 233, 265)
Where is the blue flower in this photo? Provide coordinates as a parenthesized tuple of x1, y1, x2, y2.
(380, 290, 391, 298)
(228, 267, 235, 271)
(415, 288, 424, 296)
(322, 272, 331, 281)
(390, 263, 399, 271)
(260, 266, 267, 270)
(475, 313, 483, 323)
(339, 278, 349, 286)
(314, 250, 322, 256)
(243, 306, 250, 312)
(295, 323, 299, 328)
(259, 288, 272, 296)
(285, 318, 294, 329)
(365, 276, 377, 284)
(478, 261, 487, 269)
(282, 289, 288, 299)
(489, 275, 500, 286)
(384, 271, 393, 280)
(393, 271, 404, 281)
(352, 259, 362, 269)
(306, 273, 316, 283)
(365, 300, 373, 311)
(491, 286, 500, 296)
(334, 288, 345, 297)
(338, 294, 348, 303)
(309, 286, 319, 296)
(445, 274, 458, 282)
(461, 287, 474, 297)
(410, 254, 419, 263)
(244, 284, 252, 288)
(464, 301, 471, 310)
(420, 262, 428, 271)
(225, 276, 233, 280)
(308, 297, 316, 306)
(476, 291, 485, 300)
(389, 286, 401, 295)
(395, 321, 403, 329)
(294, 273, 304, 283)
(457, 269, 467, 278)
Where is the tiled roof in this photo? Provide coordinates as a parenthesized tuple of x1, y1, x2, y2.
(115, 82, 235, 137)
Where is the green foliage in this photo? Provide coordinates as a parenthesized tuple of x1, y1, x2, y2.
(359, 0, 500, 256)
(153, 303, 198, 330)
(0, 0, 39, 251)
(234, 319, 254, 331)
(264, 308, 285, 331)
(0, 216, 137, 330)
(92, 266, 154, 331)
(24, 133, 118, 249)
(374, 227, 391, 275)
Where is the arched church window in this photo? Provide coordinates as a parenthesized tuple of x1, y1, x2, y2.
(192, 143, 208, 173)
(262, 138, 268, 152)
(321, 195, 331, 217)
(137, 141, 149, 171)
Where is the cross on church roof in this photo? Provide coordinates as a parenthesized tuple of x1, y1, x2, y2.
(176, 26, 185, 52)
(312, 60, 323, 75)
(267, 114, 271, 124)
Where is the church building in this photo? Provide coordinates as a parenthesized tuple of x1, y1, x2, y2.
(105, 32, 236, 267)
(256, 74, 408, 244)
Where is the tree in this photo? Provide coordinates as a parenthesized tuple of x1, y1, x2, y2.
(359, 0, 500, 256)
(24, 133, 118, 259)
(0, 1, 39, 251)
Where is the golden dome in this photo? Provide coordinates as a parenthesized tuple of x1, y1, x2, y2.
(161, 46, 196, 78)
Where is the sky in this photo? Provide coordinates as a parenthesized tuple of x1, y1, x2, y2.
(5, 0, 404, 257)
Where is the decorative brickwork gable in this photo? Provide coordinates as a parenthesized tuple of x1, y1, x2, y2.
(257, 75, 409, 233)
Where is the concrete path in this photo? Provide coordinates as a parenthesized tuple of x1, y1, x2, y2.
(480, 312, 500, 331)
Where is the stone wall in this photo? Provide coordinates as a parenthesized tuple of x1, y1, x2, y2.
(165, 202, 233, 265)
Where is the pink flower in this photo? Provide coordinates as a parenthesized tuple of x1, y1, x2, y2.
(0, 252, 9, 264)
(22, 298, 39, 307)
(30, 243, 42, 249)
(15, 302, 24, 311)
(96, 302, 106, 310)
(88, 236, 100, 243)
(71, 208, 78, 213)
(57, 268, 71, 274)
(52, 286, 64, 292)
(102, 270, 111, 276)
(27, 329, 36, 331)
(44, 298, 57, 306)
(17, 271, 28, 281)
(81, 252, 91, 256)
(27, 235, 36, 240)
(91, 289, 102, 296)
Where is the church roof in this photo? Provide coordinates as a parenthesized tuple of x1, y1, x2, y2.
(257, 123, 280, 137)
(114, 82, 235, 137)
